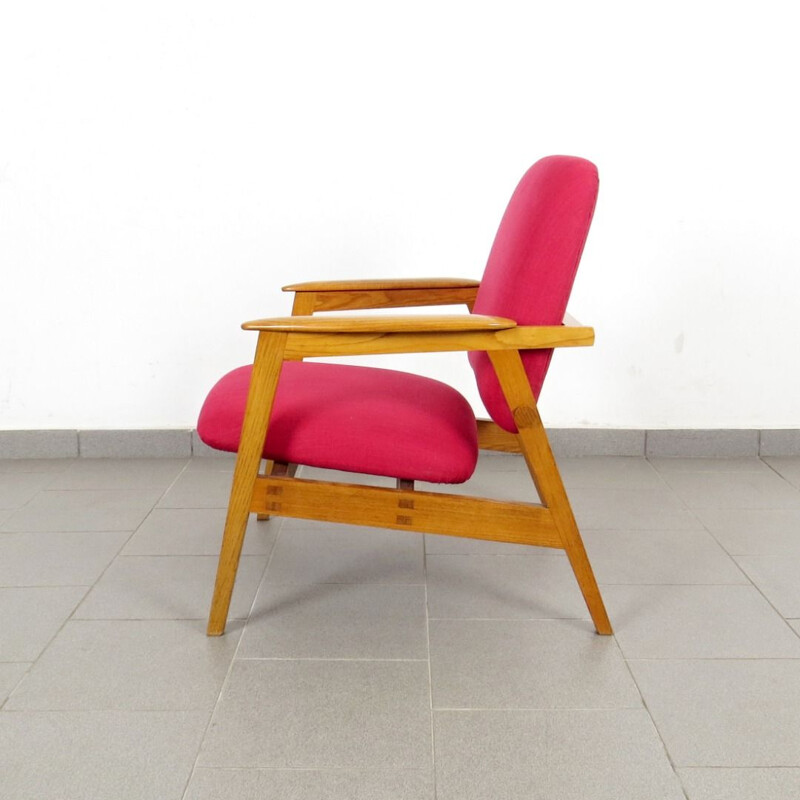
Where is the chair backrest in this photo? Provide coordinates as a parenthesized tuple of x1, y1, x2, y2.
(468, 155, 599, 431)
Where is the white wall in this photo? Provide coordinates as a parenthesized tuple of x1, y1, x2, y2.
(1, 1, 798, 431)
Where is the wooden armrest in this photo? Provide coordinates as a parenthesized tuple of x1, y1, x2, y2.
(281, 278, 480, 313)
(242, 315, 592, 358)
(282, 278, 480, 292)
(242, 314, 514, 333)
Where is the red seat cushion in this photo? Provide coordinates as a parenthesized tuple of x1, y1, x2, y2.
(197, 361, 479, 484)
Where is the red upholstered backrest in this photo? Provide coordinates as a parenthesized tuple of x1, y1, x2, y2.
(468, 156, 599, 431)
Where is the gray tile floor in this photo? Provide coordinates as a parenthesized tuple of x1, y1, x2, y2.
(1, 453, 800, 798)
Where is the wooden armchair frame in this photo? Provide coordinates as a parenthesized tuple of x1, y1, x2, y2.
(207, 277, 612, 636)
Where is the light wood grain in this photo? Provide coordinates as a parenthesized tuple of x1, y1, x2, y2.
(301, 287, 480, 312)
(242, 314, 516, 333)
(280, 325, 593, 359)
(283, 277, 480, 292)
(250, 476, 562, 547)
(256, 461, 295, 520)
(207, 331, 287, 636)
(290, 292, 317, 316)
(488, 349, 612, 634)
(477, 419, 523, 453)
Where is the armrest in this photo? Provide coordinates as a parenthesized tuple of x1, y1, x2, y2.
(242, 314, 514, 333)
(241, 314, 592, 358)
(281, 277, 480, 313)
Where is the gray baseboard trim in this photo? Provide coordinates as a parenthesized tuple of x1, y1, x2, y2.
(1, 428, 799, 459)
(79, 430, 193, 459)
(644, 429, 760, 458)
(548, 429, 646, 457)
(759, 429, 800, 457)
(0, 430, 80, 459)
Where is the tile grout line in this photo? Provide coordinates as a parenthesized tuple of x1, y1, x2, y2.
(422, 533, 439, 799)
(674, 455, 800, 640)
(618, 641, 692, 799)
(179, 478, 287, 800)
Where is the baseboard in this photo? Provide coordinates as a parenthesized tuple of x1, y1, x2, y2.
(2, 428, 800, 459)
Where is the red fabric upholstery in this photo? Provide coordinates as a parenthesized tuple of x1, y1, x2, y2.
(197, 361, 478, 483)
(468, 156, 599, 431)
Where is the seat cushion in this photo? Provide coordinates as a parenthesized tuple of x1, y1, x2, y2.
(197, 361, 479, 484)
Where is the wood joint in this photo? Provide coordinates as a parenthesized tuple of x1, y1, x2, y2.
(396, 515, 413, 525)
(512, 406, 537, 429)
(399, 498, 415, 510)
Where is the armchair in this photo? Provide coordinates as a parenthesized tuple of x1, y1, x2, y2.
(197, 155, 611, 636)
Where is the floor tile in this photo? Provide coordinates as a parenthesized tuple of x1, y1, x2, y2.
(1, 489, 164, 532)
(74, 555, 265, 620)
(604, 585, 800, 659)
(764, 456, 800, 488)
(0, 710, 209, 800)
(122, 508, 277, 556)
(558, 456, 668, 489)
(574, 503, 703, 532)
(630, 659, 800, 766)
(5, 620, 239, 711)
(0, 663, 30, 705)
(434, 709, 684, 800)
(199, 660, 432, 769)
(424, 532, 545, 555)
(265, 520, 424, 583)
(157, 470, 235, 508)
(678, 767, 800, 799)
(0, 473, 56, 509)
(0, 458, 75, 474)
(429, 619, 639, 709)
(570, 487, 687, 513)
(583, 529, 747, 584)
(185, 768, 435, 799)
(46, 458, 187, 490)
(0, 586, 87, 661)
(734, 555, 800, 617)
(183, 455, 236, 472)
(649, 457, 773, 473)
(426, 554, 588, 620)
(239, 582, 428, 659)
(695, 508, 800, 555)
(0, 531, 128, 586)
(660, 470, 800, 509)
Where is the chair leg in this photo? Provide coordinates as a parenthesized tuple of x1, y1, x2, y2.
(207, 331, 287, 636)
(488, 350, 612, 635)
(522, 424, 611, 634)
